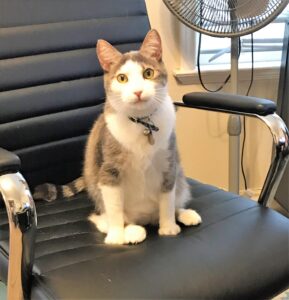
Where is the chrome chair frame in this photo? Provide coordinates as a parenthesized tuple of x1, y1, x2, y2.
(0, 173, 37, 300)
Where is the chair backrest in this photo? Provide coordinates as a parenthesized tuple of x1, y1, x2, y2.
(0, 0, 150, 188)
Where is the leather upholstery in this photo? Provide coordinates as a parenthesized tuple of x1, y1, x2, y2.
(1, 1, 289, 299)
(0, 0, 150, 189)
(183, 92, 277, 116)
(0, 148, 20, 174)
(1, 179, 289, 299)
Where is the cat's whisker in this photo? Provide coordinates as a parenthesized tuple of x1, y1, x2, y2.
(153, 94, 165, 100)
(154, 88, 167, 92)
(152, 98, 163, 104)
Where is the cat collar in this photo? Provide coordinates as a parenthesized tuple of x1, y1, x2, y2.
(128, 115, 159, 145)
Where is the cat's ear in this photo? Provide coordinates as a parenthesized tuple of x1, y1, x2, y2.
(96, 40, 122, 72)
(140, 29, 162, 61)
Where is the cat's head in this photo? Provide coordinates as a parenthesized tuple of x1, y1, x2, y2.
(96, 30, 168, 117)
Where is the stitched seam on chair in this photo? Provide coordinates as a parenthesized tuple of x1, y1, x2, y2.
(42, 249, 134, 274)
(36, 219, 90, 231)
(1, 15, 148, 59)
(34, 192, 87, 208)
(195, 195, 244, 212)
(191, 189, 223, 202)
(1, 73, 99, 92)
(1, 103, 102, 127)
(36, 222, 95, 242)
(36, 203, 93, 218)
(35, 234, 101, 255)
(14, 134, 88, 158)
(35, 243, 108, 260)
(36, 217, 91, 230)
(183, 205, 259, 237)
(2, 105, 103, 151)
(35, 233, 102, 258)
(191, 184, 219, 192)
(1, 99, 104, 125)
(1, 13, 148, 30)
(35, 232, 96, 245)
(36, 212, 93, 229)
(36, 230, 97, 243)
(0, 41, 140, 92)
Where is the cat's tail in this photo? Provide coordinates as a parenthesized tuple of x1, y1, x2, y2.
(33, 177, 85, 202)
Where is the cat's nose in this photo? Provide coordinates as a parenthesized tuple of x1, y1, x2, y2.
(134, 90, 143, 100)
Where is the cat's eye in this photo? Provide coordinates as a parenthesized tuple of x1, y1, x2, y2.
(143, 68, 154, 79)
(117, 74, 128, 83)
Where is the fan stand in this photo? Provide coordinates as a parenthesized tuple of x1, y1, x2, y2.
(162, 0, 289, 195)
(228, 37, 242, 194)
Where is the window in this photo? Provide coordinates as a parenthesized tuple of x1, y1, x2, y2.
(199, 5, 289, 67)
(175, 4, 289, 84)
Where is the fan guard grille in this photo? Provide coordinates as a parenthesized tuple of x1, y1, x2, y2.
(163, 0, 289, 37)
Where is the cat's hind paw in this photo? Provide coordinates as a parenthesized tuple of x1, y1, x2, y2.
(124, 225, 146, 244)
(177, 208, 202, 226)
(158, 223, 181, 236)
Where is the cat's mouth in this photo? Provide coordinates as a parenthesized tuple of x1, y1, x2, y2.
(133, 100, 146, 104)
(131, 97, 149, 104)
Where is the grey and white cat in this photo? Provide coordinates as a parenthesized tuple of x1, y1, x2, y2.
(34, 30, 201, 245)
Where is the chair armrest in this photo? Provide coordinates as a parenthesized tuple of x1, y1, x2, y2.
(0, 148, 21, 174)
(0, 170, 37, 300)
(176, 92, 289, 207)
(181, 92, 277, 116)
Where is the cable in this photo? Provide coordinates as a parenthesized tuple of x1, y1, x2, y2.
(197, 33, 231, 92)
(241, 33, 254, 191)
(197, 32, 254, 192)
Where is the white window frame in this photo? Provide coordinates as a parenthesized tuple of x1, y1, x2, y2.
(174, 6, 289, 85)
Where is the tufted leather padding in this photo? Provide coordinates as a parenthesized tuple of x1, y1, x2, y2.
(1, 179, 288, 299)
(1, 1, 289, 299)
(0, 0, 150, 189)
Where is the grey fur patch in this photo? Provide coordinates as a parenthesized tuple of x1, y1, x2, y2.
(161, 132, 178, 193)
(83, 114, 129, 211)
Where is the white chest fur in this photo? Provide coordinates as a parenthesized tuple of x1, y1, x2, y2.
(105, 97, 176, 224)
(105, 96, 175, 166)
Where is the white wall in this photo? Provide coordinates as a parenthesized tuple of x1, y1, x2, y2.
(145, 0, 279, 191)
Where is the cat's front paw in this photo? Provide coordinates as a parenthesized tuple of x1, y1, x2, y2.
(177, 208, 202, 226)
(158, 223, 181, 236)
(124, 225, 146, 244)
(105, 228, 124, 245)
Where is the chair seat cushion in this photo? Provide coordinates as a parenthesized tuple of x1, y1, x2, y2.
(0, 179, 289, 299)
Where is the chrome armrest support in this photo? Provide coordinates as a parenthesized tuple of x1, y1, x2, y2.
(0, 172, 37, 300)
(176, 102, 289, 207)
(256, 113, 289, 206)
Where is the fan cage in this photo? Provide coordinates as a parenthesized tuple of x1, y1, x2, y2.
(163, 0, 289, 37)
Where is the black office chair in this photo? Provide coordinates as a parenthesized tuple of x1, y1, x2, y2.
(0, 1, 288, 299)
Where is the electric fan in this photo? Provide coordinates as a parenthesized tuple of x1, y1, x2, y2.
(163, 0, 289, 194)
